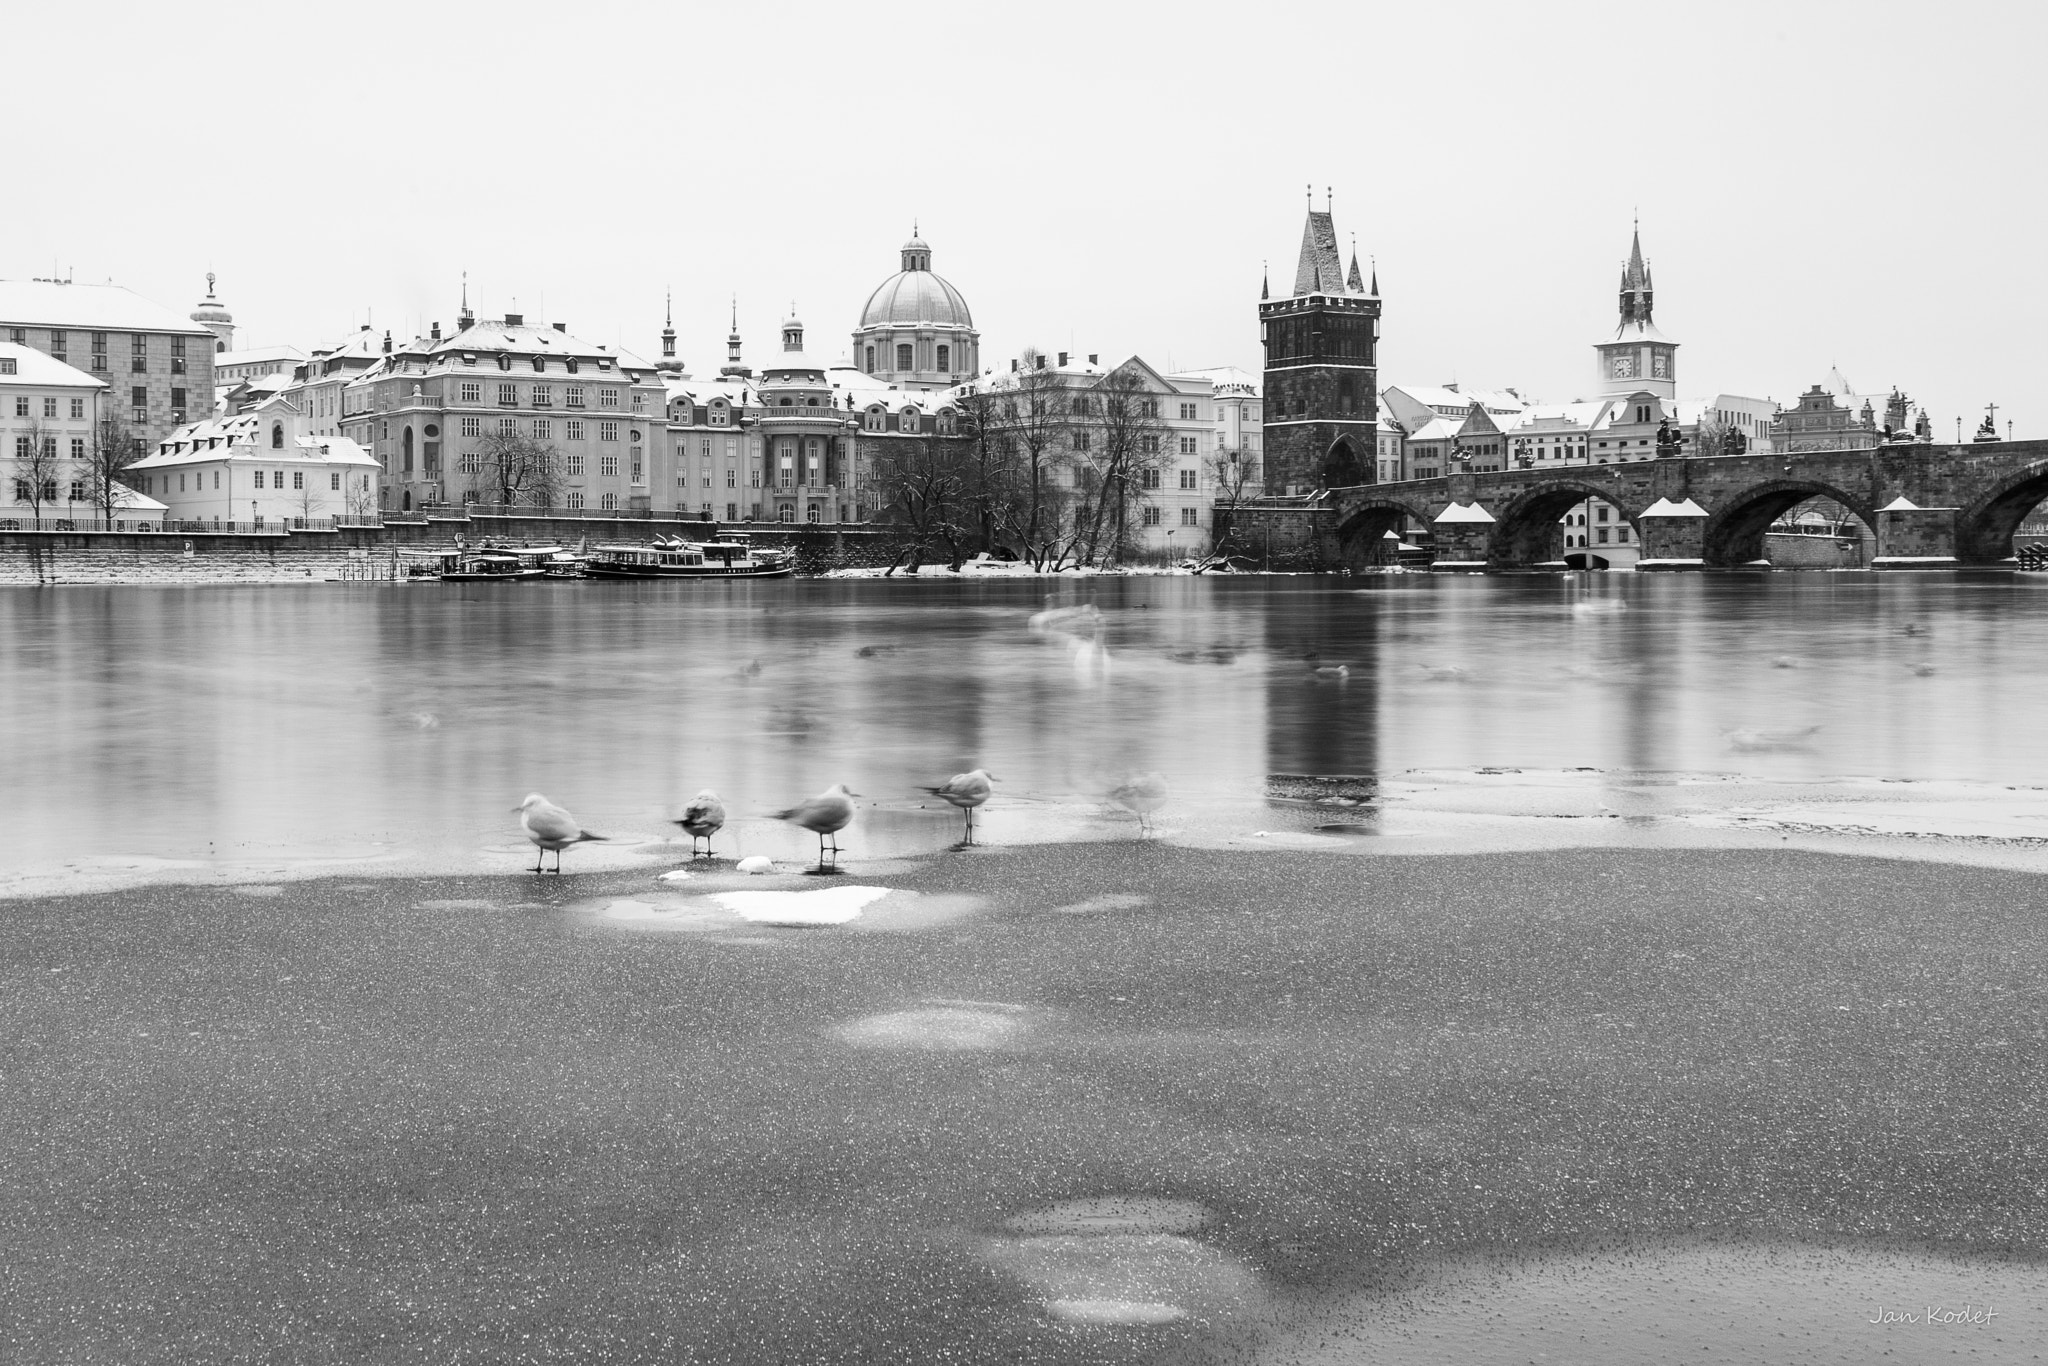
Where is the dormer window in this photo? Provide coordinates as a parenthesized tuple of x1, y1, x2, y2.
(496, 355, 512, 371)
(899, 410, 918, 432)
(532, 358, 546, 373)
(565, 358, 579, 374)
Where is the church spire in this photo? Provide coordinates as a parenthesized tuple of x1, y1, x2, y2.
(1292, 200, 1346, 297)
(1619, 223, 1653, 325)
(660, 288, 677, 362)
(1369, 257, 1379, 297)
(458, 272, 474, 331)
(1346, 234, 1365, 293)
(1260, 260, 1269, 301)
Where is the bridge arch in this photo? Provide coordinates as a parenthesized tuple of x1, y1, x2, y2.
(1487, 480, 1641, 567)
(1700, 479, 1877, 566)
(1334, 496, 1430, 570)
(1957, 460, 2048, 563)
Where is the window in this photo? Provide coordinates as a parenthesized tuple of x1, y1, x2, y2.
(532, 420, 551, 439)
(460, 416, 481, 437)
(936, 345, 950, 373)
(69, 480, 85, 502)
(497, 355, 512, 371)
(1596, 505, 1610, 522)
(1181, 507, 1200, 526)
(895, 343, 913, 370)
(899, 411, 917, 432)
(531, 386, 551, 407)
(864, 346, 875, 371)
(1597, 528, 1610, 544)
(600, 454, 619, 477)
(632, 392, 644, 412)
(531, 357, 546, 373)
(566, 385, 586, 408)
(1179, 403, 1198, 420)
(70, 438, 85, 459)
(43, 397, 57, 418)
(293, 471, 304, 490)
(130, 336, 145, 372)
(1141, 468, 1161, 490)
(1179, 469, 1197, 490)
(498, 383, 519, 406)
(599, 421, 619, 442)
(459, 381, 482, 403)
(726, 502, 737, 521)
(778, 505, 795, 523)
(172, 336, 186, 359)
(599, 493, 617, 510)
(1617, 526, 1630, 543)
(632, 459, 644, 482)
(254, 470, 265, 489)
(598, 387, 619, 408)
(1142, 506, 1161, 526)
(170, 388, 186, 412)
(49, 330, 67, 360)
(707, 403, 726, 426)
(497, 417, 517, 436)
(1179, 436, 1198, 455)
(566, 492, 584, 510)
(331, 472, 342, 491)
(1073, 430, 1091, 452)
(460, 452, 483, 475)
(566, 419, 584, 441)
(69, 398, 84, 420)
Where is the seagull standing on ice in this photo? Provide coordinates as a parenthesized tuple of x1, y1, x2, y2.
(1109, 772, 1168, 835)
(675, 790, 726, 858)
(515, 793, 607, 874)
(778, 783, 857, 869)
(923, 769, 995, 845)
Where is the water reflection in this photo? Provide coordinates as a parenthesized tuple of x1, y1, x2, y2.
(4, 572, 2048, 890)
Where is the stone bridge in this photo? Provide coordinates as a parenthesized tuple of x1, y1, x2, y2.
(1229, 439, 2048, 570)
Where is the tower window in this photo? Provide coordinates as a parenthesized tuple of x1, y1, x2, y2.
(896, 343, 913, 371)
(865, 345, 875, 371)
(936, 345, 950, 373)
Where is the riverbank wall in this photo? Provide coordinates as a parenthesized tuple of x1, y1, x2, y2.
(0, 517, 922, 585)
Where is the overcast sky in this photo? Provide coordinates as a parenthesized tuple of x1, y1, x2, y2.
(9, 1, 2042, 437)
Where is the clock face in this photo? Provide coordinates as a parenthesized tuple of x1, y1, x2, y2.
(1612, 355, 1635, 379)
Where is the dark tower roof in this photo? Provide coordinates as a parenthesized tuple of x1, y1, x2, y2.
(1619, 224, 1654, 325)
(1293, 209, 1348, 297)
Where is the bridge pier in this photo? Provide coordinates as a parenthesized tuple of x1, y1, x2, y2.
(1873, 500, 1960, 569)
(1430, 502, 1494, 572)
(1634, 497, 1709, 571)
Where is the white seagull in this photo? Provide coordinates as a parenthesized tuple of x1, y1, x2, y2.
(1109, 772, 1169, 835)
(923, 769, 995, 845)
(515, 793, 607, 874)
(778, 783, 857, 869)
(675, 790, 727, 858)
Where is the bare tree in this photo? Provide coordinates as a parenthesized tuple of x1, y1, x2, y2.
(980, 353, 1076, 569)
(1074, 364, 1172, 567)
(344, 470, 380, 523)
(872, 436, 970, 573)
(12, 418, 63, 524)
(83, 414, 139, 527)
(470, 431, 564, 509)
(293, 476, 329, 527)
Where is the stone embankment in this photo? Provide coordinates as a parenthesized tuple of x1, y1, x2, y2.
(0, 517, 919, 585)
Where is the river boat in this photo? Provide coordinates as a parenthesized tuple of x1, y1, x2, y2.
(584, 534, 795, 580)
(440, 549, 549, 582)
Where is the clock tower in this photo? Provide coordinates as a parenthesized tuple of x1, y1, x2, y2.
(1259, 192, 1380, 493)
(1594, 224, 1676, 399)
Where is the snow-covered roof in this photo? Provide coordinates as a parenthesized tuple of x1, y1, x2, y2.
(1603, 317, 1675, 345)
(1880, 495, 1921, 511)
(1640, 497, 1708, 517)
(1169, 364, 1261, 397)
(0, 279, 217, 335)
(1434, 502, 1496, 523)
(1387, 383, 1528, 415)
(132, 411, 379, 469)
(1406, 417, 1461, 442)
(0, 342, 106, 389)
(217, 343, 307, 368)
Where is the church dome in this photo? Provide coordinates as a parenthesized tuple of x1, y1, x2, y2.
(859, 268, 973, 329)
(190, 273, 232, 326)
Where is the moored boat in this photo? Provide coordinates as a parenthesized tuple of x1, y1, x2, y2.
(585, 534, 795, 579)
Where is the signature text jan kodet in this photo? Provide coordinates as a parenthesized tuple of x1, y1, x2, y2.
(1868, 1304, 1999, 1327)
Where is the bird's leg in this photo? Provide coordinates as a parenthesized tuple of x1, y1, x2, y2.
(533, 850, 544, 874)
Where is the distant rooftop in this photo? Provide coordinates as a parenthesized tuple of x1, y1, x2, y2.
(0, 279, 217, 336)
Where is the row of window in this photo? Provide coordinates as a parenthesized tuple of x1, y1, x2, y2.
(866, 342, 954, 373)
(11, 397, 89, 420)
(1135, 507, 1204, 527)
(453, 381, 623, 408)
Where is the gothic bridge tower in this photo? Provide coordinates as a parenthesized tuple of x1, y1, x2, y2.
(1260, 193, 1380, 493)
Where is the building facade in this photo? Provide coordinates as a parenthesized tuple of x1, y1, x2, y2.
(1260, 201, 1380, 493)
(0, 343, 159, 528)
(340, 308, 671, 514)
(0, 278, 218, 452)
(128, 392, 379, 529)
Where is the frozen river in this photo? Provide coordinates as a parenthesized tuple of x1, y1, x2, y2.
(6, 570, 2048, 895)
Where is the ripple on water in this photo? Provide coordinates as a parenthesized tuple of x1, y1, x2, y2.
(1250, 1240, 2046, 1365)
(977, 1211, 1263, 1328)
(835, 1001, 1032, 1051)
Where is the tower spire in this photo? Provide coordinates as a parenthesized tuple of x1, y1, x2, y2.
(458, 272, 473, 330)
(660, 288, 676, 361)
(1261, 260, 1269, 301)
(1370, 256, 1379, 297)
(1346, 233, 1365, 293)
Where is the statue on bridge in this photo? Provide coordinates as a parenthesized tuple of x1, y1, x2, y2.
(1655, 417, 1683, 458)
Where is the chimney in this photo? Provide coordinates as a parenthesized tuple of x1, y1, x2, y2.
(553, 322, 567, 333)
(504, 313, 523, 326)
(1010, 359, 1017, 373)
(430, 322, 441, 342)
(381, 330, 392, 354)
(1058, 352, 1068, 367)
(1088, 353, 1098, 365)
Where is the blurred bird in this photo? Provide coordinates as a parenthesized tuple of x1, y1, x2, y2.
(675, 790, 726, 858)
(778, 783, 857, 868)
(1109, 771, 1169, 835)
(923, 769, 995, 845)
(515, 793, 606, 874)
(1418, 664, 1470, 682)
(1726, 725, 1821, 754)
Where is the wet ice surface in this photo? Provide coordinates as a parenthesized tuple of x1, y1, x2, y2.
(1255, 1240, 2045, 1365)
